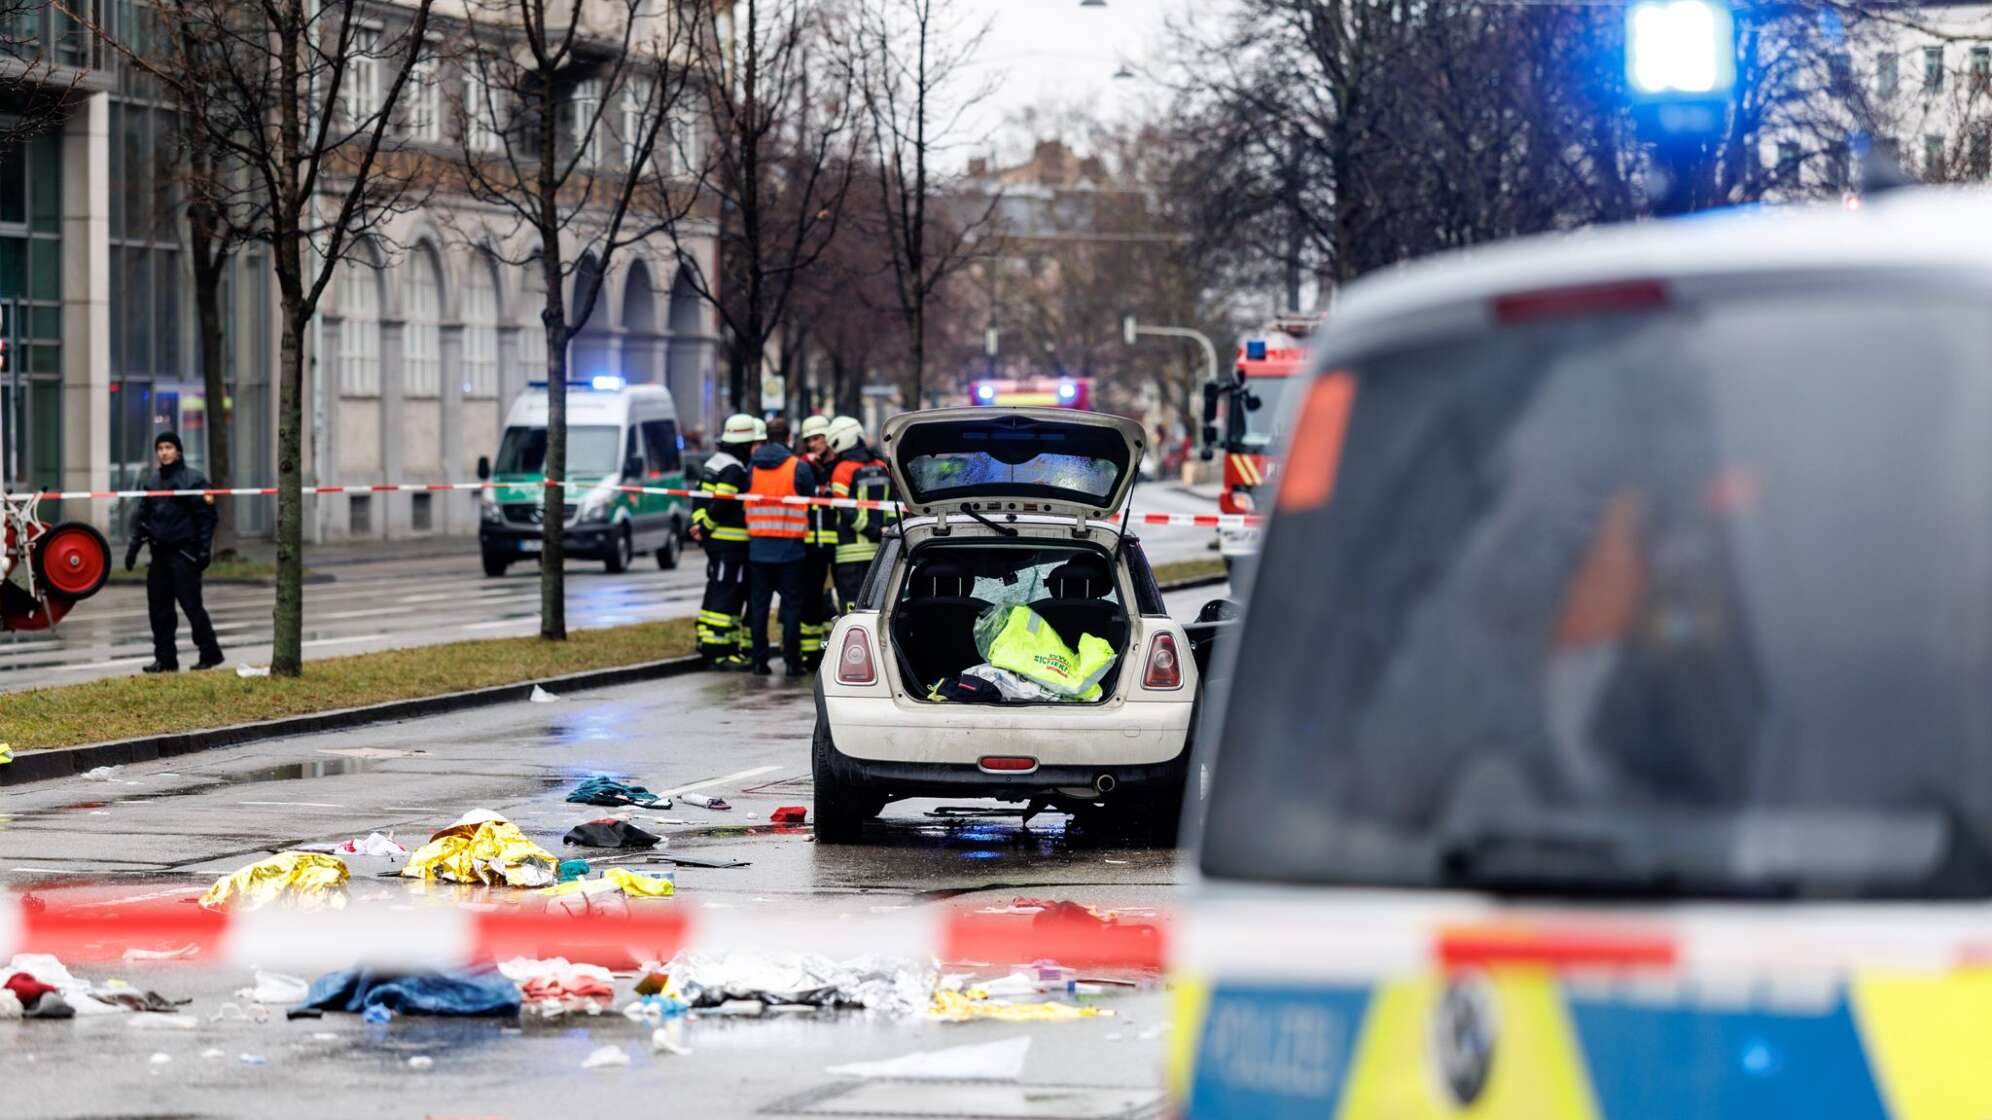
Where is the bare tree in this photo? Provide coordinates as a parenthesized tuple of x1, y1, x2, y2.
(666, 0, 856, 416)
(0, 2, 96, 144)
(69, 0, 260, 560)
(107, 0, 440, 675)
(847, 0, 994, 408)
(449, 0, 700, 639)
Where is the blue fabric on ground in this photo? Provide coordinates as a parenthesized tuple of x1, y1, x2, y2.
(566, 776, 665, 807)
(303, 969, 522, 1017)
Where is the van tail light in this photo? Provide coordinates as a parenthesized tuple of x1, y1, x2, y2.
(1143, 633, 1184, 690)
(836, 627, 877, 685)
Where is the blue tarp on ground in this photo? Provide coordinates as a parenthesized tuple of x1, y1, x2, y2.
(303, 969, 522, 1017)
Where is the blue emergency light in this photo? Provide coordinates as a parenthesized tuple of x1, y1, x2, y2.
(1057, 380, 1077, 403)
(1245, 340, 1268, 361)
(974, 383, 997, 403)
(1626, 0, 1735, 97)
(589, 374, 626, 392)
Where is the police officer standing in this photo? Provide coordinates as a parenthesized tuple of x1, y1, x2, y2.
(126, 430, 224, 674)
(796, 415, 836, 670)
(744, 417, 818, 677)
(690, 414, 760, 670)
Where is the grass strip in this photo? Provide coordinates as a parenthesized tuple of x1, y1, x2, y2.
(106, 557, 308, 584)
(1152, 557, 1226, 585)
(2, 618, 696, 752)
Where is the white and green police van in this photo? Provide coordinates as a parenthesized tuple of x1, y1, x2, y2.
(476, 378, 690, 577)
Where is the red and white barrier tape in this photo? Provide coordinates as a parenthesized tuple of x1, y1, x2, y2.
(3, 889, 1981, 977)
(2, 481, 1265, 529)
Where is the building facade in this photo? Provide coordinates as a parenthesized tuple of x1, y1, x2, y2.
(0, 0, 723, 543)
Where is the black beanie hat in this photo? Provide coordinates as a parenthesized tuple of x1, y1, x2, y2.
(154, 430, 183, 453)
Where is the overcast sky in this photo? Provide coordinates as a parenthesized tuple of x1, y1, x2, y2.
(948, 0, 1213, 169)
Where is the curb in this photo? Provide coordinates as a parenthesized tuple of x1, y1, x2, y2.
(1, 654, 704, 787)
(5, 572, 1231, 787)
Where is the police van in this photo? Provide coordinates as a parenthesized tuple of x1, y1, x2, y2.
(476, 378, 689, 577)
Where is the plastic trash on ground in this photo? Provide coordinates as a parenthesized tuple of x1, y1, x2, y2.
(827, 1037, 1032, 1081)
(530, 685, 560, 703)
(235, 663, 270, 678)
(668, 953, 933, 1017)
(80, 765, 122, 781)
(497, 958, 617, 1002)
(199, 852, 350, 912)
(237, 970, 311, 1005)
(925, 988, 1106, 1023)
(566, 776, 671, 808)
(400, 811, 557, 889)
(582, 1044, 632, 1069)
(540, 867, 675, 900)
(333, 832, 407, 859)
(679, 794, 730, 811)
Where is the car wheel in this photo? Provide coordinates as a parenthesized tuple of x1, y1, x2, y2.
(481, 550, 509, 578)
(812, 715, 877, 844)
(656, 521, 682, 570)
(605, 525, 632, 574)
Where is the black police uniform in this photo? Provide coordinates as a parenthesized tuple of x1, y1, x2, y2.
(127, 432, 224, 671)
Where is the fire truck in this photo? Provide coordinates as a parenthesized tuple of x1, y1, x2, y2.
(1201, 315, 1321, 571)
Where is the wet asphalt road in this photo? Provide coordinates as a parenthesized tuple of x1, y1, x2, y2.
(1, 483, 1223, 693)
(0, 582, 1225, 1118)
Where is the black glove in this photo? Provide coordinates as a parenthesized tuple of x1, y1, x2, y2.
(124, 539, 142, 572)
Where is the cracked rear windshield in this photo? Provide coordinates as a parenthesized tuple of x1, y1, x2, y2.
(1203, 292, 1992, 899)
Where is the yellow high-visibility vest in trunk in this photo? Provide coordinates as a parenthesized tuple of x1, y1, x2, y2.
(982, 605, 1117, 700)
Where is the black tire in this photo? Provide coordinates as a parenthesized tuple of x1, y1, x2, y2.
(656, 520, 683, 570)
(480, 550, 510, 578)
(604, 524, 632, 574)
(812, 715, 879, 844)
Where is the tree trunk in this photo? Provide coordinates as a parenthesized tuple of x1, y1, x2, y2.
(272, 301, 305, 677)
(539, 266, 568, 641)
(195, 262, 235, 559)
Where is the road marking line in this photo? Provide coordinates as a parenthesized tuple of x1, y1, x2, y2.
(9, 867, 89, 874)
(656, 765, 782, 799)
(238, 801, 346, 809)
(50, 655, 154, 672)
(302, 634, 387, 649)
(463, 617, 536, 631)
(70, 886, 203, 909)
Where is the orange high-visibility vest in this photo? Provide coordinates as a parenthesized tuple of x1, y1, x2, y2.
(746, 459, 809, 540)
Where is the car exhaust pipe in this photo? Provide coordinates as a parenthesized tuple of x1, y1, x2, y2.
(1094, 773, 1116, 795)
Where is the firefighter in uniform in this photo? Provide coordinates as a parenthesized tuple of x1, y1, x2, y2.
(690, 414, 760, 670)
(796, 415, 836, 670)
(745, 422, 819, 677)
(825, 415, 892, 612)
(125, 430, 225, 673)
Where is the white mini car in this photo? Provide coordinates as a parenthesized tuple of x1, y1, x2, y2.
(813, 408, 1207, 845)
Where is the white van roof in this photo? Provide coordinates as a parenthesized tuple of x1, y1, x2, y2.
(504, 382, 675, 428)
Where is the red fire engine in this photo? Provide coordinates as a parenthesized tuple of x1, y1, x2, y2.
(1201, 315, 1321, 568)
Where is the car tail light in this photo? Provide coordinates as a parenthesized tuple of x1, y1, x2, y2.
(1144, 633, 1184, 690)
(1231, 489, 1256, 514)
(1492, 279, 1667, 324)
(979, 756, 1037, 772)
(836, 627, 877, 685)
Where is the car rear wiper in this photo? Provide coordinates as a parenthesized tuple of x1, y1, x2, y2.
(960, 504, 1019, 537)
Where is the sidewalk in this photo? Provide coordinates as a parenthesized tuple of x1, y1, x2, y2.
(226, 533, 481, 569)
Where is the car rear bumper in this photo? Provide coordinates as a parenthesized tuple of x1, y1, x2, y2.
(479, 523, 617, 559)
(821, 690, 1193, 768)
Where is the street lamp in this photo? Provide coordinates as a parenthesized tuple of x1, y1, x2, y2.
(1079, 0, 1107, 7)
(1113, 62, 1135, 80)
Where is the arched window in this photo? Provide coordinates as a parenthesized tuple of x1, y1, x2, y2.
(337, 253, 381, 396)
(519, 260, 549, 379)
(462, 253, 499, 398)
(403, 245, 441, 397)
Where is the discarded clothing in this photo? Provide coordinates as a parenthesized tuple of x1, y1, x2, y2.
(401, 812, 557, 889)
(566, 776, 671, 809)
(302, 969, 522, 1017)
(926, 988, 1105, 1023)
(558, 859, 592, 882)
(770, 806, 807, 824)
(199, 852, 350, 912)
(497, 958, 616, 1003)
(541, 867, 675, 900)
(562, 819, 662, 849)
(927, 674, 1005, 704)
(669, 953, 932, 1017)
(88, 988, 189, 1014)
(5, 954, 119, 1016)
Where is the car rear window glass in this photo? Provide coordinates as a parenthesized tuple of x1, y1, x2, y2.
(1202, 291, 1992, 900)
(894, 416, 1132, 508)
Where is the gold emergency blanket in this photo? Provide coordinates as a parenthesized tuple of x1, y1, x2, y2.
(401, 812, 558, 888)
(199, 851, 350, 911)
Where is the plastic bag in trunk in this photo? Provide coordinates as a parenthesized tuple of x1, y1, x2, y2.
(972, 604, 1117, 701)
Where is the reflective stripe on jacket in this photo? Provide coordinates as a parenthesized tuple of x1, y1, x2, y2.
(746, 465, 809, 540)
(693, 450, 750, 545)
